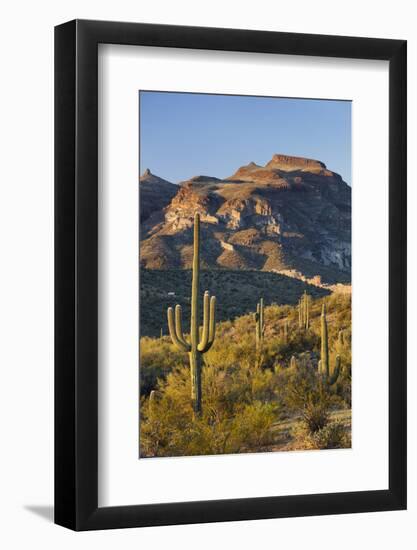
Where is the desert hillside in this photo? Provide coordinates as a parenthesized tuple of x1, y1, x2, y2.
(140, 268, 330, 338)
(140, 291, 352, 457)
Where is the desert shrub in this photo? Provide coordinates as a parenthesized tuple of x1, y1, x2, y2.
(333, 360, 352, 408)
(302, 400, 330, 433)
(283, 363, 333, 432)
(206, 337, 256, 370)
(290, 420, 351, 450)
(228, 401, 276, 450)
(140, 362, 279, 457)
(139, 291, 352, 456)
(273, 330, 320, 364)
(140, 336, 184, 394)
(311, 420, 351, 449)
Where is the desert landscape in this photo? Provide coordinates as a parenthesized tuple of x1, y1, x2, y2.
(139, 151, 352, 458)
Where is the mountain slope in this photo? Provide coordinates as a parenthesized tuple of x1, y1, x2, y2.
(139, 169, 177, 223)
(139, 154, 351, 284)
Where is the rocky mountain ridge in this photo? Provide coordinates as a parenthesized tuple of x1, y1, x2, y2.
(139, 154, 351, 284)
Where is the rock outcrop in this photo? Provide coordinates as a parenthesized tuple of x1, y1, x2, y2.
(139, 169, 177, 223)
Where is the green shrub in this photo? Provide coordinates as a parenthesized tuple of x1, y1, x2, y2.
(283, 362, 335, 433)
(140, 363, 279, 457)
(290, 420, 351, 450)
(311, 421, 351, 449)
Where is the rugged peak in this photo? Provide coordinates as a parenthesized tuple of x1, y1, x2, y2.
(140, 170, 176, 188)
(265, 154, 326, 172)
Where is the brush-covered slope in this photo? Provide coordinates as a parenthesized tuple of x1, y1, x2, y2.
(140, 268, 330, 337)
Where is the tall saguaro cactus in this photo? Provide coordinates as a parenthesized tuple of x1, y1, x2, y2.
(254, 298, 265, 351)
(298, 290, 310, 330)
(167, 213, 216, 417)
(319, 302, 341, 385)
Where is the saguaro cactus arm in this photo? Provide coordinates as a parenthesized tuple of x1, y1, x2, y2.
(328, 355, 341, 385)
(198, 291, 210, 351)
(175, 305, 189, 347)
(208, 296, 216, 344)
(167, 306, 191, 352)
(198, 293, 216, 352)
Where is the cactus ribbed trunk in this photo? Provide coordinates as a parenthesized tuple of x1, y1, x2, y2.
(189, 349, 202, 416)
(255, 298, 265, 351)
(190, 217, 201, 416)
(305, 292, 309, 330)
(299, 291, 309, 330)
(319, 302, 341, 385)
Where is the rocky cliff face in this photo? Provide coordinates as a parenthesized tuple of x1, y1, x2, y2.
(139, 154, 351, 284)
(139, 169, 177, 223)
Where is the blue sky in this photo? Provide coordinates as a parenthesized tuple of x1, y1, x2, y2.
(139, 91, 351, 185)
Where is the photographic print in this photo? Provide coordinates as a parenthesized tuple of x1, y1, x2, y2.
(139, 91, 351, 458)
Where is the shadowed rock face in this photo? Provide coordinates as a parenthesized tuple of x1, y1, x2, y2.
(139, 154, 351, 284)
(139, 169, 177, 223)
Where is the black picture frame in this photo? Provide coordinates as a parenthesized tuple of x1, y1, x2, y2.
(55, 19, 407, 531)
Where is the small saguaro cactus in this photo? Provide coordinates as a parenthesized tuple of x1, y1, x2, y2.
(148, 389, 159, 420)
(254, 298, 265, 351)
(167, 213, 216, 418)
(298, 290, 310, 330)
(319, 302, 341, 385)
(305, 292, 309, 330)
(282, 319, 289, 343)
